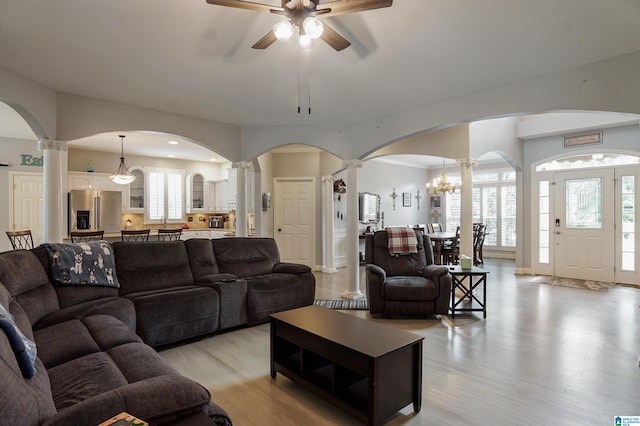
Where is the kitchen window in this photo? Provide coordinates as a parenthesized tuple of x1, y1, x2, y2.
(147, 168, 184, 223)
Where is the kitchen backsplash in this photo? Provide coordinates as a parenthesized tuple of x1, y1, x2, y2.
(121, 213, 231, 230)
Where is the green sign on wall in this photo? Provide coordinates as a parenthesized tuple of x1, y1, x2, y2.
(20, 154, 43, 167)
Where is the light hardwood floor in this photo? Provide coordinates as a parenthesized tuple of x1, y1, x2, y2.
(159, 260, 640, 425)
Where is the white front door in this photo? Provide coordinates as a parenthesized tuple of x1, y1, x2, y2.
(273, 178, 315, 268)
(553, 169, 615, 282)
(11, 173, 45, 246)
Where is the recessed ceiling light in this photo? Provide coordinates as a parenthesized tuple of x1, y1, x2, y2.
(168, 140, 179, 145)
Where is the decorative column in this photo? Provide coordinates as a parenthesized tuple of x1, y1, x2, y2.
(457, 158, 477, 259)
(233, 161, 248, 237)
(38, 139, 67, 243)
(322, 175, 337, 273)
(342, 159, 365, 300)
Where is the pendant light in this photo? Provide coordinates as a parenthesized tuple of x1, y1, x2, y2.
(109, 134, 136, 185)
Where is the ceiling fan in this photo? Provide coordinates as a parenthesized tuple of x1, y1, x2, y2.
(205, 0, 393, 51)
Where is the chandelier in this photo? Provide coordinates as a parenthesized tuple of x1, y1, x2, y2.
(426, 159, 460, 195)
(109, 135, 136, 185)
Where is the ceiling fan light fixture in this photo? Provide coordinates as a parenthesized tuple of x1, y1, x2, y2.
(273, 20, 294, 42)
(298, 33, 314, 50)
(302, 17, 323, 39)
(109, 135, 136, 185)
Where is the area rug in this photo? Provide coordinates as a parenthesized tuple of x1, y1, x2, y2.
(528, 275, 615, 292)
(314, 299, 369, 310)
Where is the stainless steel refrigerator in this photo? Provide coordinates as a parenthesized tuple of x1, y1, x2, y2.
(68, 190, 122, 235)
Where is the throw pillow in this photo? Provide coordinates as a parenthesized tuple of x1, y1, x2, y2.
(0, 302, 37, 378)
(42, 241, 120, 288)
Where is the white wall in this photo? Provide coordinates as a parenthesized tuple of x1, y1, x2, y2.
(57, 93, 241, 162)
(357, 160, 430, 229)
(0, 67, 57, 139)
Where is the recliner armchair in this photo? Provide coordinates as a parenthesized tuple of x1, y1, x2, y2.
(365, 229, 452, 317)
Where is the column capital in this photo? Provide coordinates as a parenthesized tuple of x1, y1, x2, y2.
(232, 160, 248, 169)
(37, 139, 67, 151)
(321, 175, 335, 183)
(456, 158, 477, 169)
(342, 159, 363, 169)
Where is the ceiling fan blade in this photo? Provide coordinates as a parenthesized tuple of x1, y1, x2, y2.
(205, 0, 284, 14)
(317, 0, 393, 17)
(252, 31, 278, 49)
(320, 22, 351, 51)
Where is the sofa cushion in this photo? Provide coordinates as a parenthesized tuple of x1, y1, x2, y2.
(42, 375, 216, 426)
(246, 273, 311, 325)
(0, 250, 60, 325)
(0, 283, 57, 425)
(42, 241, 119, 288)
(33, 296, 136, 332)
(185, 238, 221, 278)
(212, 237, 279, 278)
(48, 351, 129, 410)
(383, 276, 438, 301)
(126, 286, 220, 347)
(34, 315, 142, 369)
(32, 245, 121, 310)
(113, 241, 195, 296)
(0, 344, 56, 426)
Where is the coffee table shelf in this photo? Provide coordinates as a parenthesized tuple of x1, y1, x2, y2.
(270, 306, 423, 425)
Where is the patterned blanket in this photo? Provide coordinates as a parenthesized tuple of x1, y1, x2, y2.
(386, 226, 418, 255)
(42, 241, 119, 288)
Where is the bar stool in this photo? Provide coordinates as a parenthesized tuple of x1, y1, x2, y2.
(6, 230, 34, 250)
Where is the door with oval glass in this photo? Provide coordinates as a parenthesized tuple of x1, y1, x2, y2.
(553, 168, 615, 282)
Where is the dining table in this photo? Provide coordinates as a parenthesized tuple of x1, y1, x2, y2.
(426, 231, 457, 265)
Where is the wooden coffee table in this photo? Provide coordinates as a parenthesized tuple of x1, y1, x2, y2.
(270, 305, 423, 426)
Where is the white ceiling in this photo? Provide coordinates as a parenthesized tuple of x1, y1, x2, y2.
(1, 1, 639, 164)
(68, 132, 229, 163)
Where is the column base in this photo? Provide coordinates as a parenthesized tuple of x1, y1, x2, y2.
(322, 267, 338, 274)
(341, 290, 366, 300)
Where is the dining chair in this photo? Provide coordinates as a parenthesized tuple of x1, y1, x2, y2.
(121, 229, 151, 242)
(430, 223, 442, 232)
(157, 228, 183, 241)
(473, 223, 487, 266)
(70, 230, 105, 243)
(440, 226, 460, 265)
(6, 229, 34, 250)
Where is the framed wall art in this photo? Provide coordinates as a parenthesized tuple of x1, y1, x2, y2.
(402, 192, 412, 207)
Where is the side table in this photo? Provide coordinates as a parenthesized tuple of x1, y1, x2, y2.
(448, 265, 489, 318)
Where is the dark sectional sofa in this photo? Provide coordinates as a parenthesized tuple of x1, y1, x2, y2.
(0, 237, 315, 425)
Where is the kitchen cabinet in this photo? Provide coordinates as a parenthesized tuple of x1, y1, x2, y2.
(124, 168, 145, 212)
(186, 172, 206, 213)
(227, 168, 237, 211)
(212, 179, 229, 212)
(68, 171, 124, 192)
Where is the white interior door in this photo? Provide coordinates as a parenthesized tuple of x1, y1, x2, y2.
(273, 178, 315, 268)
(553, 169, 615, 282)
(12, 173, 45, 246)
